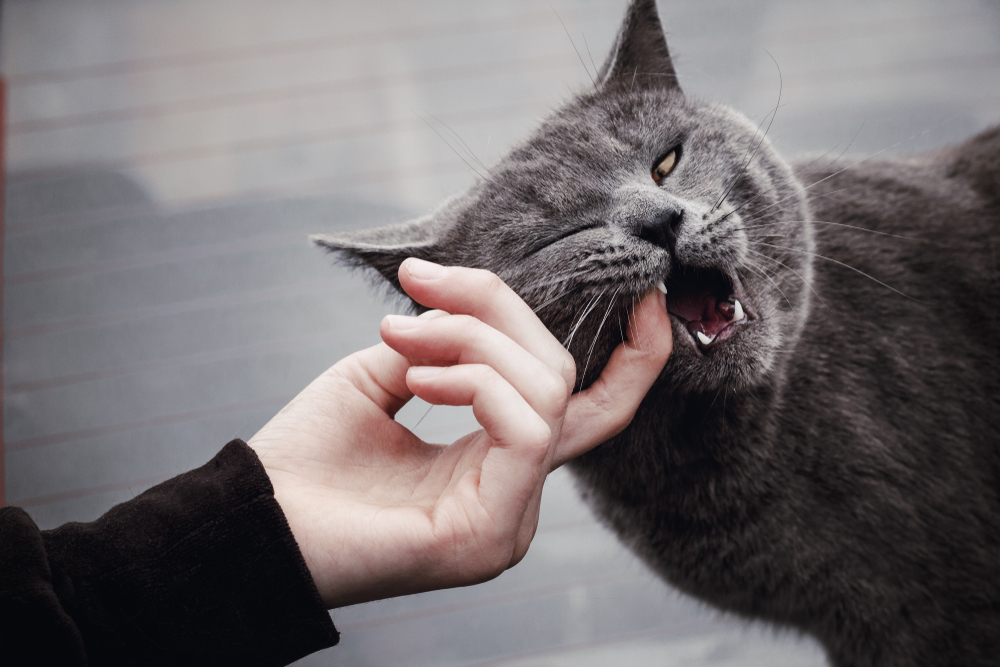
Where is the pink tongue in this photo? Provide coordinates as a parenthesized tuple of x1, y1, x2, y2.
(667, 293, 730, 337)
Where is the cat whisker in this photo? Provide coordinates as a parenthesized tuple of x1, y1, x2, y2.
(519, 269, 594, 314)
(732, 114, 964, 223)
(798, 141, 844, 172)
(580, 287, 621, 391)
(416, 111, 491, 182)
(747, 248, 827, 308)
(425, 111, 492, 176)
(709, 185, 863, 247)
(704, 385, 726, 423)
(520, 268, 592, 294)
(552, 8, 597, 86)
(708, 184, 860, 247)
(753, 241, 922, 302)
(617, 309, 634, 375)
(830, 119, 866, 165)
(751, 185, 857, 219)
(582, 33, 600, 83)
(626, 293, 656, 373)
(744, 258, 793, 308)
(712, 51, 783, 213)
(742, 219, 918, 241)
(532, 286, 576, 314)
(563, 290, 604, 350)
(714, 106, 778, 212)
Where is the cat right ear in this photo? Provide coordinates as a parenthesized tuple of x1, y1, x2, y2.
(311, 213, 450, 295)
(597, 0, 680, 93)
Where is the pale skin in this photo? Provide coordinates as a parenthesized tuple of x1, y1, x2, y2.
(249, 258, 673, 609)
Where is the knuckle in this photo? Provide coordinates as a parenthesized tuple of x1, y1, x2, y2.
(540, 370, 570, 416)
(558, 350, 577, 390)
(480, 364, 504, 387)
(451, 313, 480, 335)
(448, 315, 490, 350)
(524, 420, 553, 454)
(595, 386, 634, 436)
(607, 409, 634, 436)
(475, 270, 506, 298)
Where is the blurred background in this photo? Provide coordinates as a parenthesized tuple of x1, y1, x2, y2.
(3, 0, 999, 664)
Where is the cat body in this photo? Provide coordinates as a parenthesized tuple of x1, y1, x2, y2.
(316, 2, 1000, 664)
(573, 131, 1000, 666)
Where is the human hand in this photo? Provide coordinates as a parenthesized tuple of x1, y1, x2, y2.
(248, 259, 672, 608)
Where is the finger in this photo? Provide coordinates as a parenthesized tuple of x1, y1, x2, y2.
(407, 365, 551, 451)
(552, 288, 672, 468)
(406, 364, 552, 530)
(382, 313, 568, 425)
(326, 312, 450, 417)
(398, 259, 576, 390)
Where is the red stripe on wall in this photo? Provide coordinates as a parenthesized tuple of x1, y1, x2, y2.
(1, 75, 7, 508)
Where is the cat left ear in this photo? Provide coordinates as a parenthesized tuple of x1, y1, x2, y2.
(312, 214, 449, 295)
(597, 0, 680, 93)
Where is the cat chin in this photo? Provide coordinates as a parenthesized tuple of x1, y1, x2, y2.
(661, 314, 779, 394)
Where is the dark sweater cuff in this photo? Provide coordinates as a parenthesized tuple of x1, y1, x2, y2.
(5, 439, 338, 666)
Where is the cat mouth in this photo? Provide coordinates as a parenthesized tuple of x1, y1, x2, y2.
(659, 266, 753, 352)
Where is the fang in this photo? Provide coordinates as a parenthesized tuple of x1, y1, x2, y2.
(733, 299, 745, 322)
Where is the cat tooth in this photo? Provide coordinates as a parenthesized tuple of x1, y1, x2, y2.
(656, 280, 668, 295)
(733, 299, 745, 322)
(696, 330, 715, 346)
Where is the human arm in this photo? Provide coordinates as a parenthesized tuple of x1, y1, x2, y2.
(0, 260, 671, 664)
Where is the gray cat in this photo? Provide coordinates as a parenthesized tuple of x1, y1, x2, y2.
(313, 1, 1000, 664)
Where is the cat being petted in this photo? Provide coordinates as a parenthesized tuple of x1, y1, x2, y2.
(313, 0, 1000, 664)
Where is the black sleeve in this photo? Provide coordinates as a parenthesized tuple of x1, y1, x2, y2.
(0, 439, 339, 666)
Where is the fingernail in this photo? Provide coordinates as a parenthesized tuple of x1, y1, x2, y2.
(385, 315, 425, 330)
(404, 257, 448, 280)
(409, 366, 445, 378)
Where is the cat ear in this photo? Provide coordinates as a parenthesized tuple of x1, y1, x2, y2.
(597, 0, 680, 92)
(311, 213, 450, 294)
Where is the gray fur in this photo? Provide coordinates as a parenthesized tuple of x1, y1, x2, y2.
(313, 1, 1000, 664)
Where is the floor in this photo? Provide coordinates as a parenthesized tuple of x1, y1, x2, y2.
(4, 0, 1000, 664)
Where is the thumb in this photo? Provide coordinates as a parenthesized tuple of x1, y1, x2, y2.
(553, 289, 672, 467)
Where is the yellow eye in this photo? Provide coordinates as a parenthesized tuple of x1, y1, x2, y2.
(652, 149, 678, 184)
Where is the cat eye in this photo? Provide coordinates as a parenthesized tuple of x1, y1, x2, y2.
(652, 148, 679, 184)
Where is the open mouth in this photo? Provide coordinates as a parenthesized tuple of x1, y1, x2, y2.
(657, 266, 752, 352)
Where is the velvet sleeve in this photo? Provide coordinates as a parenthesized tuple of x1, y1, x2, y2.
(0, 439, 339, 666)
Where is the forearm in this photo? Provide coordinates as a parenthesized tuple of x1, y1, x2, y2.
(0, 440, 338, 666)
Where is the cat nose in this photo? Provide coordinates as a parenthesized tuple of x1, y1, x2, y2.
(637, 209, 683, 253)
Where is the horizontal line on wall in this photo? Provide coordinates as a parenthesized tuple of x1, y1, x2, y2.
(5, 278, 332, 340)
(8, 52, 578, 135)
(6, 394, 290, 452)
(5, 7, 564, 88)
(462, 618, 721, 667)
(338, 569, 641, 633)
(8, 99, 539, 181)
(6, 231, 308, 287)
(5, 326, 351, 396)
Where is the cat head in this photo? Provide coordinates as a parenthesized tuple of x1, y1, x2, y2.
(314, 0, 814, 396)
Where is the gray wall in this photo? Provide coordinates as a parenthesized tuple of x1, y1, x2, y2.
(4, 0, 999, 664)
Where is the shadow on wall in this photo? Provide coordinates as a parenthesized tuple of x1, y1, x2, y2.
(3, 167, 410, 528)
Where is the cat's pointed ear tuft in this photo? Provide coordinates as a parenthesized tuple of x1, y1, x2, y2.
(597, 0, 679, 93)
(312, 214, 449, 296)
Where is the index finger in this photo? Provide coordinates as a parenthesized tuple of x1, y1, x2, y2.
(398, 258, 576, 389)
